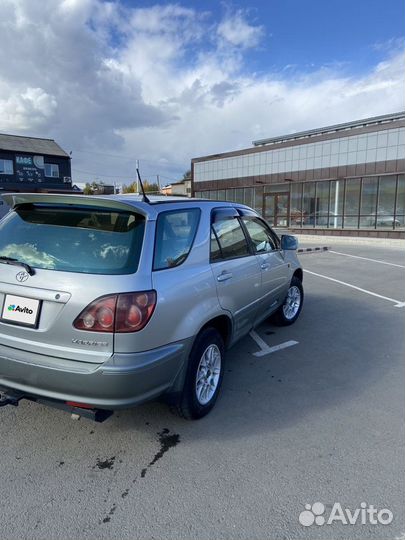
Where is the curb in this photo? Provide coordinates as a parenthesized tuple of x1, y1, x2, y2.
(291, 234, 405, 247)
(297, 246, 330, 254)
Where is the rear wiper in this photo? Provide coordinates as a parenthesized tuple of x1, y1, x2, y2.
(0, 256, 35, 276)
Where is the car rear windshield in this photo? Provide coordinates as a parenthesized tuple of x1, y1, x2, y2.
(0, 204, 145, 275)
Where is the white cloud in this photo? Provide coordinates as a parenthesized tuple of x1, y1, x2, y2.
(0, 86, 57, 130)
(0, 1, 403, 186)
(217, 9, 264, 49)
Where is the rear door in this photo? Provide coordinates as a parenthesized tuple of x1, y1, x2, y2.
(0, 199, 149, 364)
(210, 207, 262, 341)
(240, 213, 290, 318)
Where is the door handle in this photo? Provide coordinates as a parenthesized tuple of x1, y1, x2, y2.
(217, 272, 233, 282)
(260, 263, 270, 270)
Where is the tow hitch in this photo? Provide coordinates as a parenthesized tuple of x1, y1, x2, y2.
(0, 389, 24, 407)
(0, 388, 113, 422)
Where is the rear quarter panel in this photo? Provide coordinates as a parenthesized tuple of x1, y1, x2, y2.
(152, 207, 224, 342)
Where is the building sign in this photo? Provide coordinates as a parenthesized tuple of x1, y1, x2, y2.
(15, 155, 45, 183)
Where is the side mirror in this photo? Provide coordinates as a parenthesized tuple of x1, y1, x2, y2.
(281, 234, 298, 251)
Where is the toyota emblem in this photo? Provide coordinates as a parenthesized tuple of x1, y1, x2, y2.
(16, 271, 29, 283)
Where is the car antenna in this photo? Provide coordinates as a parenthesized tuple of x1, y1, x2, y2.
(136, 160, 150, 203)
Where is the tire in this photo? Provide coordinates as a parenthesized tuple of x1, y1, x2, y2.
(172, 328, 225, 420)
(272, 276, 304, 326)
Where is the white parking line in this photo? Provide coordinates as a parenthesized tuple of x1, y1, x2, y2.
(329, 250, 405, 269)
(249, 330, 299, 357)
(304, 269, 405, 308)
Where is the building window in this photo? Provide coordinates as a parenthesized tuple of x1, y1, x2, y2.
(244, 187, 253, 207)
(360, 176, 378, 229)
(290, 183, 303, 227)
(344, 178, 361, 228)
(378, 176, 396, 215)
(302, 182, 315, 228)
(233, 188, 244, 204)
(314, 181, 330, 227)
(0, 159, 13, 175)
(44, 163, 59, 178)
(226, 188, 235, 202)
(395, 174, 404, 230)
(254, 186, 264, 214)
(376, 175, 397, 229)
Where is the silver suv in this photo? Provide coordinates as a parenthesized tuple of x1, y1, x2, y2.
(0, 193, 303, 420)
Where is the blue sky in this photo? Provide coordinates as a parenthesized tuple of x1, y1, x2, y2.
(120, 0, 405, 75)
(249, 0, 404, 74)
(0, 0, 404, 185)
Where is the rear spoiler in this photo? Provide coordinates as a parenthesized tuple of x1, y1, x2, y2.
(1, 192, 157, 219)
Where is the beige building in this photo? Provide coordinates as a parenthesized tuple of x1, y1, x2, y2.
(161, 179, 191, 197)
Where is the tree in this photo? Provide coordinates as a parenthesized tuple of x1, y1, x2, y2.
(83, 183, 93, 195)
(144, 180, 160, 193)
(83, 181, 100, 195)
(183, 170, 191, 181)
(122, 182, 137, 194)
(122, 180, 160, 193)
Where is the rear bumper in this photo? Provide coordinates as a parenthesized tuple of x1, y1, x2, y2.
(0, 339, 192, 410)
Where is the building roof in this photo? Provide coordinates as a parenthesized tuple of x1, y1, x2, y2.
(0, 133, 70, 157)
(252, 111, 405, 147)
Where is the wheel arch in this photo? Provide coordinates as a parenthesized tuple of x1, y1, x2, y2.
(166, 313, 232, 399)
(293, 267, 303, 282)
(199, 314, 233, 349)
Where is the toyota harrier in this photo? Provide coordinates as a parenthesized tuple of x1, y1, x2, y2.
(0, 193, 303, 419)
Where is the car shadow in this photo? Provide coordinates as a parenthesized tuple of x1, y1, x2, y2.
(3, 290, 403, 447)
(108, 289, 404, 442)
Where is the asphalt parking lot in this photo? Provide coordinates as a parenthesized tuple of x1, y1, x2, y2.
(0, 238, 404, 540)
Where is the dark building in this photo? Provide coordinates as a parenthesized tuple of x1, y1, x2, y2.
(0, 133, 71, 191)
(93, 184, 115, 195)
(0, 133, 72, 218)
(192, 112, 405, 238)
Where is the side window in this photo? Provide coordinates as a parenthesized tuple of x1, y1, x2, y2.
(210, 230, 222, 261)
(211, 215, 250, 261)
(242, 217, 277, 253)
(153, 208, 200, 270)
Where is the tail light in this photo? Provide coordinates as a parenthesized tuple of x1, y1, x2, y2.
(73, 291, 156, 333)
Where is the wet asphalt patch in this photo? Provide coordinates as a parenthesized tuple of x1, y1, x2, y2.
(140, 428, 180, 478)
(100, 428, 181, 525)
(95, 456, 116, 470)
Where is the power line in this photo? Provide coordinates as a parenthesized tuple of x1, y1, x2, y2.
(72, 167, 181, 183)
(72, 168, 135, 179)
(71, 168, 178, 186)
(71, 148, 180, 168)
(72, 148, 134, 160)
(158, 174, 182, 183)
